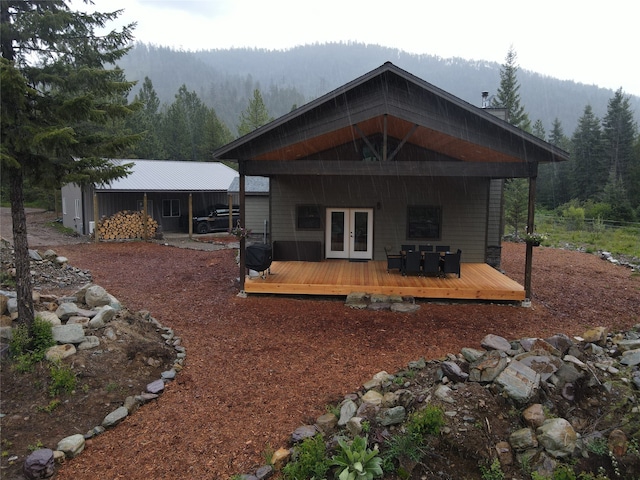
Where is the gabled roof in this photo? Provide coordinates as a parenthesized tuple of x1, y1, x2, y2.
(95, 159, 238, 192)
(228, 176, 270, 194)
(213, 62, 569, 169)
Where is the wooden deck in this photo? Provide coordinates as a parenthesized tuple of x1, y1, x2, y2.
(244, 261, 525, 301)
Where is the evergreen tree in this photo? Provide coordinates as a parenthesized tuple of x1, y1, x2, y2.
(160, 84, 231, 161)
(542, 118, 573, 208)
(570, 105, 607, 201)
(532, 119, 546, 140)
(602, 88, 637, 189)
(237, 89, 274, 136)
(504, 178, 529, 237)
(491, 46, 531, 131)
(629, 136, 640, 212)
(125, 76, 166, 159)
(161, 85, 210, 161)
(1, 0, 138, 328)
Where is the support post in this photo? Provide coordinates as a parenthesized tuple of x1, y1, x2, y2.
(93, 193, 99, 243)
(143, 193, 148, 241)
(188, 193, 193, 239)
(524, 163, 538, 300)
(239, 170, 246, 293)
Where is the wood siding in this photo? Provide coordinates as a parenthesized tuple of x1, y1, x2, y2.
(270, 175, 489, 262)
(245, 196, 270, 241)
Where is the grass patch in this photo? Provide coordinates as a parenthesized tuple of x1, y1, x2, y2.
(518, 214, 640, 259)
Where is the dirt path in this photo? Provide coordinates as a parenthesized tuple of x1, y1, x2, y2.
(0, 208, 87, 247)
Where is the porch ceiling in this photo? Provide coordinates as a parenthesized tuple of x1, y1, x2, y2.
(252, 115, 519, 164)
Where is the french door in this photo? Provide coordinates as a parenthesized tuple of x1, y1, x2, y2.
(325, 208, 373, 260)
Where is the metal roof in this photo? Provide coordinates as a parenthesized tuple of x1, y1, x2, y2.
(95, 159, 238, 192)
(227, 176, 269, 194)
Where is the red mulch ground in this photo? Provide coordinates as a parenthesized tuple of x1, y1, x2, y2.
(10, 240, 640, 479)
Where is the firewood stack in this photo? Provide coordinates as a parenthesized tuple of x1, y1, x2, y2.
(95, 210, 158, 240)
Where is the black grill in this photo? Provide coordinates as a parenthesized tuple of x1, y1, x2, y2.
(245, 243, 272, 274)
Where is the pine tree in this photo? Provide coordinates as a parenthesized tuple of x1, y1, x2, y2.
(491, 46, 531, 131)
(602, 88, 637, 190)
(1, 1, 139, 328)
(532, 120, 546, 140)
(125, 77, 166, 159)
(504, 178, 529, 237)
(542, 118, 573, 207)
(570, 105, 607, 201)
(238, 89, 274, 136)
(159, 84, 230, 161)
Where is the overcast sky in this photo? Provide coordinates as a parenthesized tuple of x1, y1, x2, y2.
(83, 0, 639, 97)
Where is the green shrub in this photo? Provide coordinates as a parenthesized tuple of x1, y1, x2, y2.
(31, 316, 55, 356)
(381, 430, 425, 474)
(49, 362, 76, 397)
(562, 205, 585, 231)
(9, 323, 32, 358)
(407, 404, 445, 436)
(9, 317, 55, 360)
(282, 434, 331, 480)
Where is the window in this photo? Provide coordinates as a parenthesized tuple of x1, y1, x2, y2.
(406, 205, 441, 240)
(74, 199, 81, 219)
(296, 205, 322, 230)
(162, 199, 180, 217)
(62, 198, 67, 216)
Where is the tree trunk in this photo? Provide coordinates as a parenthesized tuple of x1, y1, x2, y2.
(9, 169, 35, 329)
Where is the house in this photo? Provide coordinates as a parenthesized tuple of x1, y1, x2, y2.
(214, 62, 568, 300)
(61, 159, 238, 235)
(227, 176, 270, 241)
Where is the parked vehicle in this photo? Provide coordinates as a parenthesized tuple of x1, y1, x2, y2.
(192, 205, 240, 234)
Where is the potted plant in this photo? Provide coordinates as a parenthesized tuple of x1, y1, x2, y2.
(521, 232, 547, 246)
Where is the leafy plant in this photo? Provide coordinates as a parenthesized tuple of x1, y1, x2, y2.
(360, 420, 370, 434)
(325, 403, 341, 417)
(479, 458, 504, 480)
(27, 441, 44, 452)
(586, 437, 609, 456)
(36, 399, 61, 414)
(331, 436, 382, 480)
(49, 363, 77, 397)
(105, 381, 119, 393)
(282, 434, 331, 480)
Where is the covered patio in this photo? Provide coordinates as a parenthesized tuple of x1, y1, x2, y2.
(244, 260, 525, 301)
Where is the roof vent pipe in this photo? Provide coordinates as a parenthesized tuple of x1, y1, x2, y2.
(481, 91, 490, 108)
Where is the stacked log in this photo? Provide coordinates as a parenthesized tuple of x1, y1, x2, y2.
(96, 210, 158, 240)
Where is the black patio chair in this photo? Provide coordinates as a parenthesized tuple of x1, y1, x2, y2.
(441, 249, 462, 278)
(435, 245, 450, 253)
(422, 251, 441, 277)
(401, 244, 415, 252)
(403, 250, 422, 276)
(384, 246, 402, 273)
(419, 244, 433, 252)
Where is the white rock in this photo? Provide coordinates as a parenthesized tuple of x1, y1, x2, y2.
(45, 344, 77, 361)
(57, 434, 85, 458)
(36, 311, 61, 326)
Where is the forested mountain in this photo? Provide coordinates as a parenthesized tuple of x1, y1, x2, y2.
(116, 42, 640, 137)
(113, 42, 640, 222)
